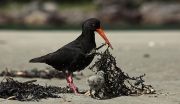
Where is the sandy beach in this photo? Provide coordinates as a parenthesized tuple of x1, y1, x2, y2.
(0, 30, 180, 104)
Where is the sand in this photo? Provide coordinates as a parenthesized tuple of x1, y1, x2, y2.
(0, 30, 180, 104)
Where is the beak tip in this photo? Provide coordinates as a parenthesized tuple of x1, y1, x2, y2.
(110, 46, 113, 50)
(96, 28, 113, 50)
(107, 43, 113, 50)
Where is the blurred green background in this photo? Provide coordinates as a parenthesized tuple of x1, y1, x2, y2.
(0, 0, 180, 30)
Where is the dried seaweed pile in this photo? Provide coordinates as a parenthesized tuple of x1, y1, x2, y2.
(89, 48, 155, 99)
(0, 77, 74, 101)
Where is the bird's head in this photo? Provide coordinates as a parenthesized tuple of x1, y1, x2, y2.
(82, 18, 113, 49)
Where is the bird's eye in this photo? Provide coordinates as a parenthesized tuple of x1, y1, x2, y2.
(92, 24, 96, 26)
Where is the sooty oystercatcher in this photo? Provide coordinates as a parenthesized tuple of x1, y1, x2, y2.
(29, 18, 113, 94)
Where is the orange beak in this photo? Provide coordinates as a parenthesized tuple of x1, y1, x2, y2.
(96, 28, 113, 49)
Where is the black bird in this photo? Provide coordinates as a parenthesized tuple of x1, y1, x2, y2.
(29, 18, 113, 94)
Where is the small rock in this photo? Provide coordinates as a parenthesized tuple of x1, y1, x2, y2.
(143, 53, 150, 58)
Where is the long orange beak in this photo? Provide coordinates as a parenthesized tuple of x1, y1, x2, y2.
(96, 28, 113, 49)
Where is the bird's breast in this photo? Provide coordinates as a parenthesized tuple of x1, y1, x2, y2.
(67, 51, 95, 72)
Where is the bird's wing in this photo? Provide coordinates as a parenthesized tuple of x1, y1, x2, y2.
(44, 45, 84, 65)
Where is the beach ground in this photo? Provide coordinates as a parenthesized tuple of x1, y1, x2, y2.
(0, 30, 180, 104)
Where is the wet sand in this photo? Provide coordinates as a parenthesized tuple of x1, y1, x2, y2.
(0, 30, 180, 104)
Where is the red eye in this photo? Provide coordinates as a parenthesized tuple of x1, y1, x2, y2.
(92, 24, 96, 26)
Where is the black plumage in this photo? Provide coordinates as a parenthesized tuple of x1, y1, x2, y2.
(30, 29, 96, 72)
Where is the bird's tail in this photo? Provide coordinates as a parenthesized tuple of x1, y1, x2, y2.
(29, 56, 46, 63)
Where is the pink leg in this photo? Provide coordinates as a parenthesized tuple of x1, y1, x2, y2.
(62, 70, 78, 94)
(62, 70, 70, 86)
(68, 73, 78, 94)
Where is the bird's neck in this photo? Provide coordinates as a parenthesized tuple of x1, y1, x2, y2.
(76, 29, 96, 52)
(77, 29, 95, 43)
